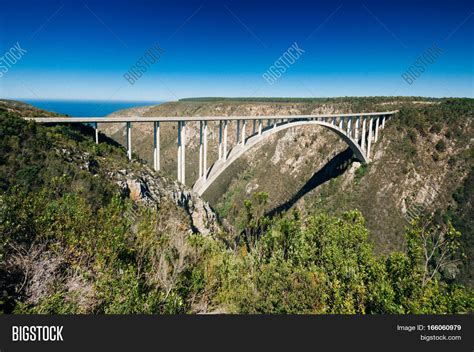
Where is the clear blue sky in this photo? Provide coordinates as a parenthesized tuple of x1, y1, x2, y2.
(1, 0, 472, 101)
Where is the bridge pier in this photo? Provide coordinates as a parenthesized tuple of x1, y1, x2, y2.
(381, 115, 386, 129)
(253, 119, 256, 134)
(223, 120, 228, 161)
(361, 117, 366, 151)
(374, 116, 380, 142)
(94, 123, 99, 144)
(241, 120, 246, 145)
(218, 120, 223, 160)
(258, 119, 262, 135)
(236, 120, 240, 144)
(355, 117, 360, 140)
(203, 121, 208, 179)
(153, 121, 160, 171)
(126, 122, 132, 160)
(199, 121, 203, 177)
(182, 121, 186, 183)
(177, 121, 186, 184)
(177, 122, 181, 181)
(339, 117, 343, 130)
(347, 117, 352, 135)
(367, 118, 373, 159)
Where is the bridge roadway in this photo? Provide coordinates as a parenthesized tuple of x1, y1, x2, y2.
(25, 110, 398, 195)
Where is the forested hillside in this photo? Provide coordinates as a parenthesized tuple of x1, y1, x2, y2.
(1, 99, 472, 314)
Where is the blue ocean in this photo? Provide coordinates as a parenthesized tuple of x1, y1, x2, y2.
(24, 99, 163, 117)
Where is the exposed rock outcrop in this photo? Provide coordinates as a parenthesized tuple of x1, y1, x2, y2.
(110, 166, 220, 235)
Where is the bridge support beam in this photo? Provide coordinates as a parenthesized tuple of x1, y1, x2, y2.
(381, 115, 386, 129)
(253, 119, 256, 134)
(94, 123, 99, 144)
(361, 117, 366, 151)
(355, 117, 360, 140)
(177, 121, 187, 183)
(177, 122, 181, 181)
(241, 120, 246, 145)
(177, 121, 186, 184)
(203, 121, 208, 179)
(218, 120, 223, 160)
(367, 118, 373, 159)
(126, 122, 132, 160)
(199, 121, 203, 177)
(374, 116, 380, 142)
(223, 120, 228, 161)
(347, 117, 352, 135)
(182, 122, 186, 183)
(236, 120, 240, 144)
(258, 119, 262, 135)
(339, 117, 343, 130)
(153, 121, 160, 171)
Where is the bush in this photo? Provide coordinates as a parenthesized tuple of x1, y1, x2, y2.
(435, 140, 447, 153)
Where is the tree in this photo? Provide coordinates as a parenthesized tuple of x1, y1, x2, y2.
(406, 218, 462, 286)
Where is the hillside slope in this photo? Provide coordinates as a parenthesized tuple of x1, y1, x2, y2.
(0, 101, 219, 313)
(101, 98, 473, 261)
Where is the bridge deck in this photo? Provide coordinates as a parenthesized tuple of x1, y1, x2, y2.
(24, 111, 398, 123)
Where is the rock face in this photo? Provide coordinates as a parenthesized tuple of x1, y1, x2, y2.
(111, 166, 220, 235)
(55, 144, 221, 236)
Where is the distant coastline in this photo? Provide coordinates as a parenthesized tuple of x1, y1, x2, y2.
(23, 99, 163, 117)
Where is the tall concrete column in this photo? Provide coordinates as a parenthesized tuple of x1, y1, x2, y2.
(181, 121, 186, 184)
(339, 117, 343, 130)
(355, 117, 360, 140)
(218, 120, 223, 160)
(361, 117, 366, 150)
(236, 120, 240, 144)
(199, 121, 203, 177)
(153, 121, 160, 171)
(252, 119, 256, 134)
(241, 120, 246, 145)
(347, 117, 352, 136)
(374, 116, 380, 142)
(273, 118, 277, 129)
(381, 115, 386, 129)
(126, 122, 132, 160)
(367, 117, 373, 159)
(203, 121, 208, 180)
(258, 119, 262, 135)
(94, 122, 99, 144)
(177, 122, 182, 182)
(223, 120, 228, 161)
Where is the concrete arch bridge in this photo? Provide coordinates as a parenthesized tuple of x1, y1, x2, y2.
(27, 111, 398, 196)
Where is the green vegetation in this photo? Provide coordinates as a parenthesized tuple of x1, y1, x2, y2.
(1, 99, 473, 314)
(179, 96, 438, 104)
(209, 205, 472, 313)
(354, 164, 368, 183)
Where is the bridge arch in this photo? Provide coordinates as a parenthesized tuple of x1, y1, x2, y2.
(193, 119, 368, 196)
